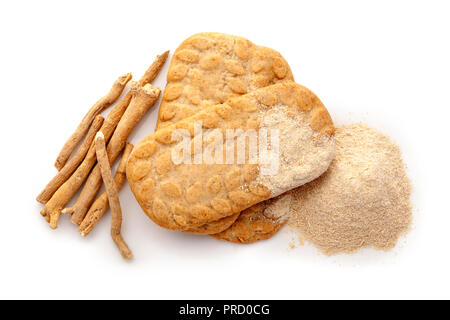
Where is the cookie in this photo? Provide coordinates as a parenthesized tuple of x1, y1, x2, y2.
(211, 192, 292, 243)
(156, 32, 294, 129)
(152, 33, 295, 234)
(155, 32, 294, 235)
(127, 82, 335, 234)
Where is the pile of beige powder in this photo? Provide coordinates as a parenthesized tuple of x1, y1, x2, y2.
(288, 124, 412, 255)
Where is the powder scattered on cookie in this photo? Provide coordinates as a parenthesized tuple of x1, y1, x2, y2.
(256, 105, 335, 197)
(288, 124, 412, 255)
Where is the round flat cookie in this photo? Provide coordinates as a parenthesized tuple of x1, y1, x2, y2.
(156, 32, 295, 129)
(149, 32, 296, 235)
(127, 82, 335, 234)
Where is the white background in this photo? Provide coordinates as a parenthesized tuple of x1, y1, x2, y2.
(1, 0, 449, 299)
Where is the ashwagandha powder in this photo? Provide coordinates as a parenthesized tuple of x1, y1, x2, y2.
(288, 124, 412, 255)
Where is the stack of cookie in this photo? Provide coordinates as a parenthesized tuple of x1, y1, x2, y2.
(127, 33, 336, 243)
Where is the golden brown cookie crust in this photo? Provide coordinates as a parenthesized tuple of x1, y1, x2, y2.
(181, 212, 240, 235)
(152, 32, 296, 234)
(127, 82, 335, 234)
(156, 32, 295, 129)
(211, 193, 292, 243)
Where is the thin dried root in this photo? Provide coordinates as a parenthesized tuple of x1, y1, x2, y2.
(79, 142, 133, 237)
(69, 83, 161, 225)
(61, 208, 73, 215)
(54, 73, 132, 170)
(68, 51, 168, 225)
(41, 52, 168, 228)
(40, 89, 133, 228)
(138, 51, 169, 86)
(37, 115, 104, 204)
(49, 213, 60, 229)
(95, 132, 133, 259)
(112, 235, 133, 260)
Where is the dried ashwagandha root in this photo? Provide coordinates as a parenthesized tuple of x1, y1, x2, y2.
(41, 92, 132, 228)
(40, 51, 169, 229)
(138, 51, 169, 86)
(36, 115, 104, 204)
(54, 73, 132, 170)
(95, 132, 133, 259)
(64, 51, 168, 224)
(68, 83, 161, 225)
(78, 142, 134, 237)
